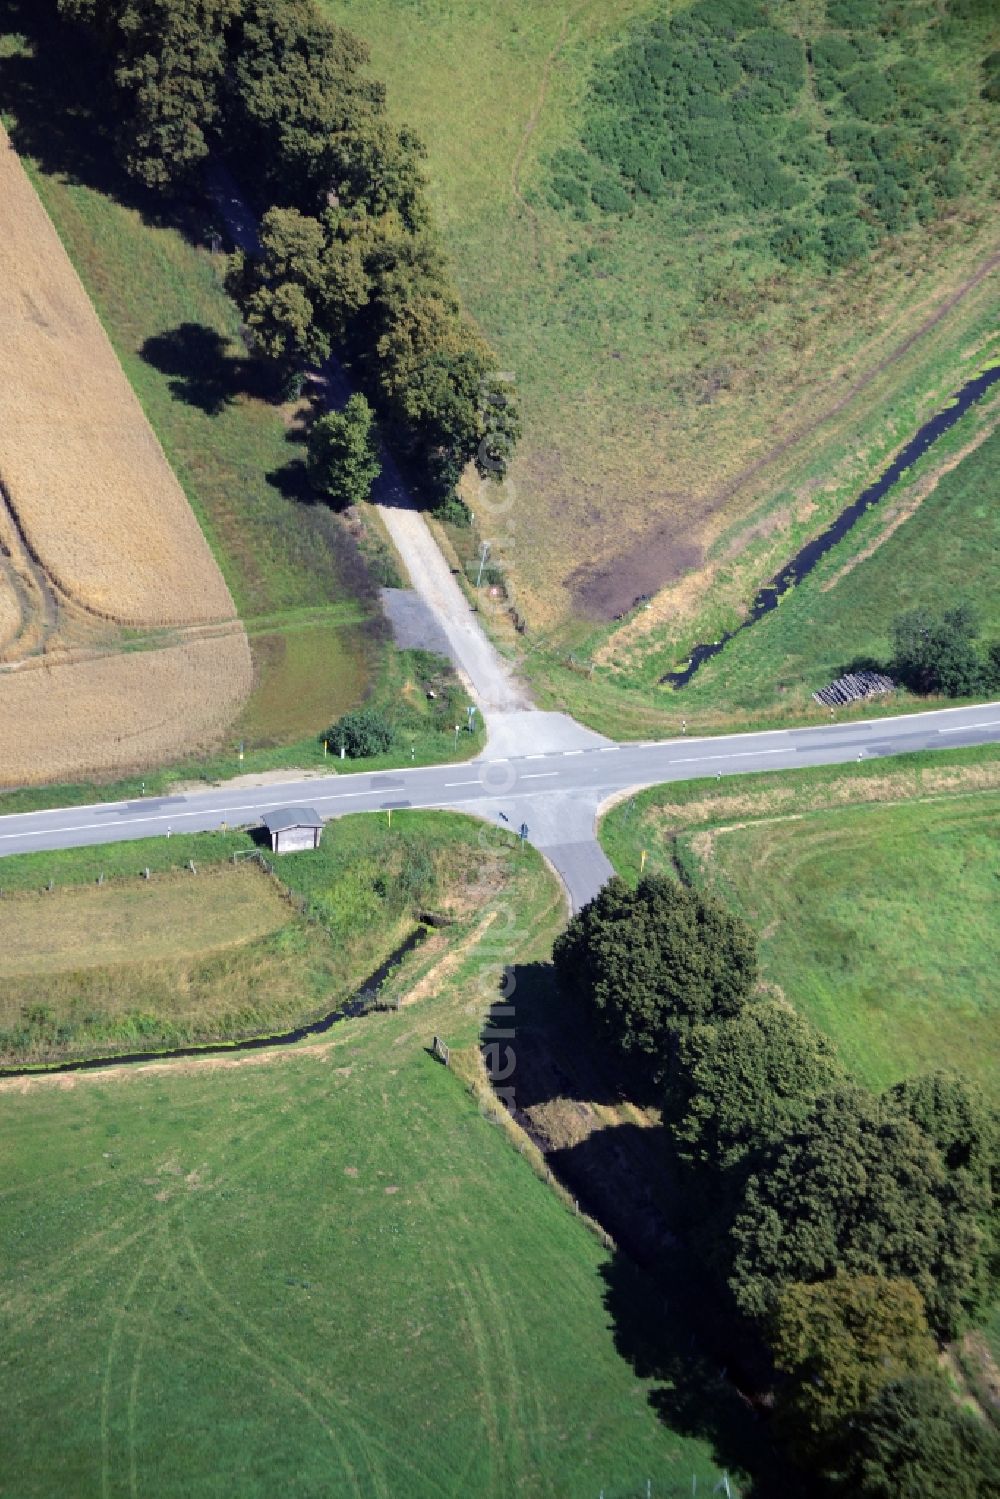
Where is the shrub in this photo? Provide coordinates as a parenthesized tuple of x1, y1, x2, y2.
(324, 706, 394, 758)
(433, 492, 471, 527)
(821, 214, 874, 266)
(890, 604, 990, 697)
(590, 176, 633, 214)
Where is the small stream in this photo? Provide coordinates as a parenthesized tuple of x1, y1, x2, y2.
(0, 927, 428, 1081)
(661, 364, 1000, 689)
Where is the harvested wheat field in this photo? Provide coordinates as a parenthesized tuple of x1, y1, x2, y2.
(0, 632, 252, 785)
(0, 128, 252, 783)
(0, 127, 233, 628)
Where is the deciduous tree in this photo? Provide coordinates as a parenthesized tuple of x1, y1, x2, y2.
(837, 1373, 1000, 1499)
(728, 1084, 985, 1337)
(770, 1274, 937, 1461)
(552, 874, 758, 1086)
(307, 395, 380, 510)
(665, 999, 844, 1173)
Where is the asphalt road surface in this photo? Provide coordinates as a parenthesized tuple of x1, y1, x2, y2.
(2, 702, 997, 911)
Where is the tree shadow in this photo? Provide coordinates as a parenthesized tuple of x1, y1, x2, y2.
(482, 960, 626, 1112)
(600, 1248, 797, 1498)
(481, 961, 800, 1497)
(140, 323, 260, 416)
(265, 458, 314, 504)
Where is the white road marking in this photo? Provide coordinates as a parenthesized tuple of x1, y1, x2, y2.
(938, 720, 1000, 733)
(668, 748, 791, 766)
(521, 772, 559, 780)
(443, 780, 481, 787)
(562, 750, 583, 756)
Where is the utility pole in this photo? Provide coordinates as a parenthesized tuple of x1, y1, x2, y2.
(475, 540, 490, 588)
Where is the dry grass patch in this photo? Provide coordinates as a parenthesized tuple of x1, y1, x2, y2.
(0, 128, 235, 629)
(0, 865, 288, 978)
(640, 760, 1000, 836)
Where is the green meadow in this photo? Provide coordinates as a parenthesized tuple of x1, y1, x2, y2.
(0, 814, 750, 1498)
(0, 812, 501, 1068)
(321, 0, 998, 677)
(601, 746, 1000, 1097)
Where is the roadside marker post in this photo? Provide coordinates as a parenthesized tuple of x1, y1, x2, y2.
(640, 849, 647, 873)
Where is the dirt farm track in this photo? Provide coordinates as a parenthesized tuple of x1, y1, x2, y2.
(0, 129, 251, 784)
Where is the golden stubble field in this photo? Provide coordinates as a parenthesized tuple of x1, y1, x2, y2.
(0, 128, 251, 784)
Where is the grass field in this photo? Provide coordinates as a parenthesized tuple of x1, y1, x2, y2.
(0, 814, 751, 1498)
(0, 812, 507, 1068)
(600, 745, 1000, 1097)
(321, 0, 999, 663)
(0, 866, 287, 975)
(520, 381, 1000, 737)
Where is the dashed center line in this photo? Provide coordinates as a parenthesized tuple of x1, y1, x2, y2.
(521, 772, 559, 780)
(668, 748, 792, 765)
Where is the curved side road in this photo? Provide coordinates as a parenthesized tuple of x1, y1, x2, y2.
(1, 702, 997, 912)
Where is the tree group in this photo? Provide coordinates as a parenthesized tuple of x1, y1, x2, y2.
(57, 0, 519, 504)
(555, 872, 999, 1495)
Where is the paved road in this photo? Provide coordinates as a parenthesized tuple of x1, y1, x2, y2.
(190, 169, 1000, 910)
(2, 703, 997, 911)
